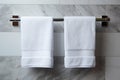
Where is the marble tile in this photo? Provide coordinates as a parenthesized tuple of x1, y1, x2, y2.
(106, 67, 120, 80)
(0, 56, 105, 80)
(59, 0, 120, 5)
(0, 0, 120, 4)
(0, 32, 21, 56)
(96, 33, 120, 57)
(0, 5, 16, 32)
(107, 0, 120, 4)
(59, 0, 89, 4)
(20, 68, 54, 80)
(52, 57, 71, 80)
(106, 5, 120, 32)
(0, 57, 20, 80)
(69, 57, 105, 80)
(1, 0, 120, 4)
(0, 0, 59, 4)
(88, 0, 107, 5)
(105, 57, 120, 68)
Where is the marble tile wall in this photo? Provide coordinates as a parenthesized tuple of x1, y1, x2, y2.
(0, 4, 120, 80)
(0, 56, 105, 80)
(0, 0, 120, 4)
(0, 5, 120, 32)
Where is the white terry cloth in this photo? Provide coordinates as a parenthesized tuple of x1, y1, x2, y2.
(21, 17, 53, 68)
(64, 16, 96, 68)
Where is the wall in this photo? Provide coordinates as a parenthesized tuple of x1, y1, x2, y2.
(0, 0, 120, 4)
(0, 3, 120, 80)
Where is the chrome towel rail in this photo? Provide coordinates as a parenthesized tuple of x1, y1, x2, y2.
(10, 15, 110, 27)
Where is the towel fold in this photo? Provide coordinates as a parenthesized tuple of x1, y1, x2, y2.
(21, 17, 53, 68)
(64, 16, 96, 68)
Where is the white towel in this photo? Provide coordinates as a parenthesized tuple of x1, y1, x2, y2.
(64, 16, 96, 68)
(21, 17, 53, 68)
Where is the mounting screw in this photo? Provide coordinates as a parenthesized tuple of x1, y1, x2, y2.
(102, 15, 109, 27)
(12, 15, 19, 26)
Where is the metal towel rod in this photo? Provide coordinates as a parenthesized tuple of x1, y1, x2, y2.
(10, 18, 110, 21)
(10, 15, 110, 27)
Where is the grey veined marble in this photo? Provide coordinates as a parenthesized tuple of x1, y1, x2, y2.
(0, 5, 120, 32)
(0, 56, 105, 80)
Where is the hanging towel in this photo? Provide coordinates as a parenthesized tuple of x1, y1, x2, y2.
(64, 16, 96, 68)
(21, 17, 53, 68)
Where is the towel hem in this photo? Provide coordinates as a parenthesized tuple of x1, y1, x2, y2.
(65, 56, 95, 68)
(21, 57, 53, 68)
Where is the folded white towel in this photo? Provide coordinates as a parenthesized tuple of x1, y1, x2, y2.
(21, 17, 53, 68)
(64, 16, 96, 68)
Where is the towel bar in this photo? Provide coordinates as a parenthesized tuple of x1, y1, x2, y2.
(10, 15, 110, 27)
